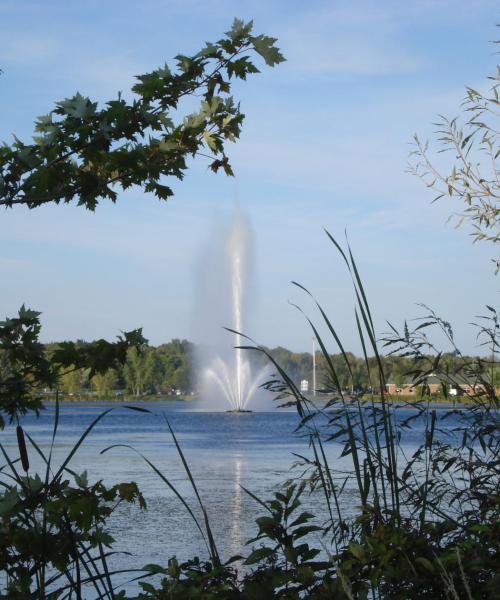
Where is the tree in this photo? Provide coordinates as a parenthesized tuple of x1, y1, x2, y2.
(157, 339, 193, 392)
(123, 347, 156, 396)
(91, 368, 118, 398)
(0, 19, 284, 211)
(0, 306, 147, 425)
(59, 366, 89, 395)
(409, 57, 499, 268)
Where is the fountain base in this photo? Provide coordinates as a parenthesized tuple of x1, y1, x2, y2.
(225, 409, 253, 414)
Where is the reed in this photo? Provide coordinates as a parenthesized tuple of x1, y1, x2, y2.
(235, 232, 499, 598)
(0, 399, 151, 599)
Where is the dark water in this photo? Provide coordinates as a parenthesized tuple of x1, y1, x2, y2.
(0, 400, 465, 594)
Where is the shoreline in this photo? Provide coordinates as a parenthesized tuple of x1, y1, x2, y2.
(42, 394, 196, 403)
(39, 396, 479, 411)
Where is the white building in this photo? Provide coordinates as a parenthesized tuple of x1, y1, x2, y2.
(300, 379, 309, 393)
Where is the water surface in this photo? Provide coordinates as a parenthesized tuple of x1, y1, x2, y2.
(0, 400, 465, 593)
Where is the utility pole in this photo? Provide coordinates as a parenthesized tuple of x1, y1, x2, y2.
(312, 337, 316, 397)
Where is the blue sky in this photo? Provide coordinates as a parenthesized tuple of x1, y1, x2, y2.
(0, 0, 498, 355)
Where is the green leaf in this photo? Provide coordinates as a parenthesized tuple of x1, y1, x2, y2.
(57, 93, 95, 119)
(74, 470, 88, 488)
(244, 546, 274, 565)
(226, 18, 253, 42)
(143, 563, 169, 575)
(0, 22, 284, 211)
(292, 525, 323, 539)
(416, 557, 435, 572)
(92, 528, 115, 547)
(290, 511, 314, 527)
(153, 183, 173, 200)
(348, 541, 366, 561)
(252, 35, 286, 66)
(203, 131, 218, 152)
(0, 488, 21, 517)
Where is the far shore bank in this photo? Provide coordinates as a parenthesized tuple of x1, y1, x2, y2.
(40, 393, 479, 410)
(43, 394, 196, 403)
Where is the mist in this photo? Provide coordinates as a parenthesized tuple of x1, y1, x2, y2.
(191, 211, 273, 411)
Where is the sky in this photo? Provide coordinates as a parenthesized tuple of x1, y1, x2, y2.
(0, 0, 499, 356)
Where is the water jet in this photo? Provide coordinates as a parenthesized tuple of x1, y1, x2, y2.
(198, 214, 268, 411)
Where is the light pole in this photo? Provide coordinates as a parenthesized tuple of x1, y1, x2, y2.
(312, 337, 316, 397)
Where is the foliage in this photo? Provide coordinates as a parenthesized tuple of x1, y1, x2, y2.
(0, 305, 145, 427)
(123, 347, 158, 397)
(58, 366, 90, 396)
(0, 403, 147, 598)
(38, 337, 196, 398)
(229, 227, 498, 599)
(409, 59, 499, 267)
(0, 19, 284, 211)
(91, 368, 118, 398)
(0, 306, 56, 428)
(240, 483, 329, 598)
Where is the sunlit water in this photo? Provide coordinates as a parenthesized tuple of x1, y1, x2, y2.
(0, 400, 464, 595)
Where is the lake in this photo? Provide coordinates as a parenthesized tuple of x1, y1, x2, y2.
(0, 400, 464, 595)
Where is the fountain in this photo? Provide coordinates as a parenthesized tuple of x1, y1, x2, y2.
(204, 358, 261, 412)
(196, 214, 268, 412)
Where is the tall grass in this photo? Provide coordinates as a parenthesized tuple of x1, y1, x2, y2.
(0, 401, 152, 599)
(236, 231, 499, 598)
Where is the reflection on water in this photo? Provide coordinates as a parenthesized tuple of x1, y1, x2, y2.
(230, 458, 243, 558)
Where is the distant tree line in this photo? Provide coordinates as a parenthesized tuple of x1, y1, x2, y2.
(40, 339, 194, 398)
(2, 337, 494, 398)
(252, 348, 500, 394)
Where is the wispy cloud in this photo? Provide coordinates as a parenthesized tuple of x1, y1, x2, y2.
(66, 55, 147, 100)
(231, 137, 406, 197)
(0, 33, 58, 65)
(280, 32, 421, 78)
(0, 257, 31, 269)
(0, 195, 207, 265)
(277, 3, 424, 78)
